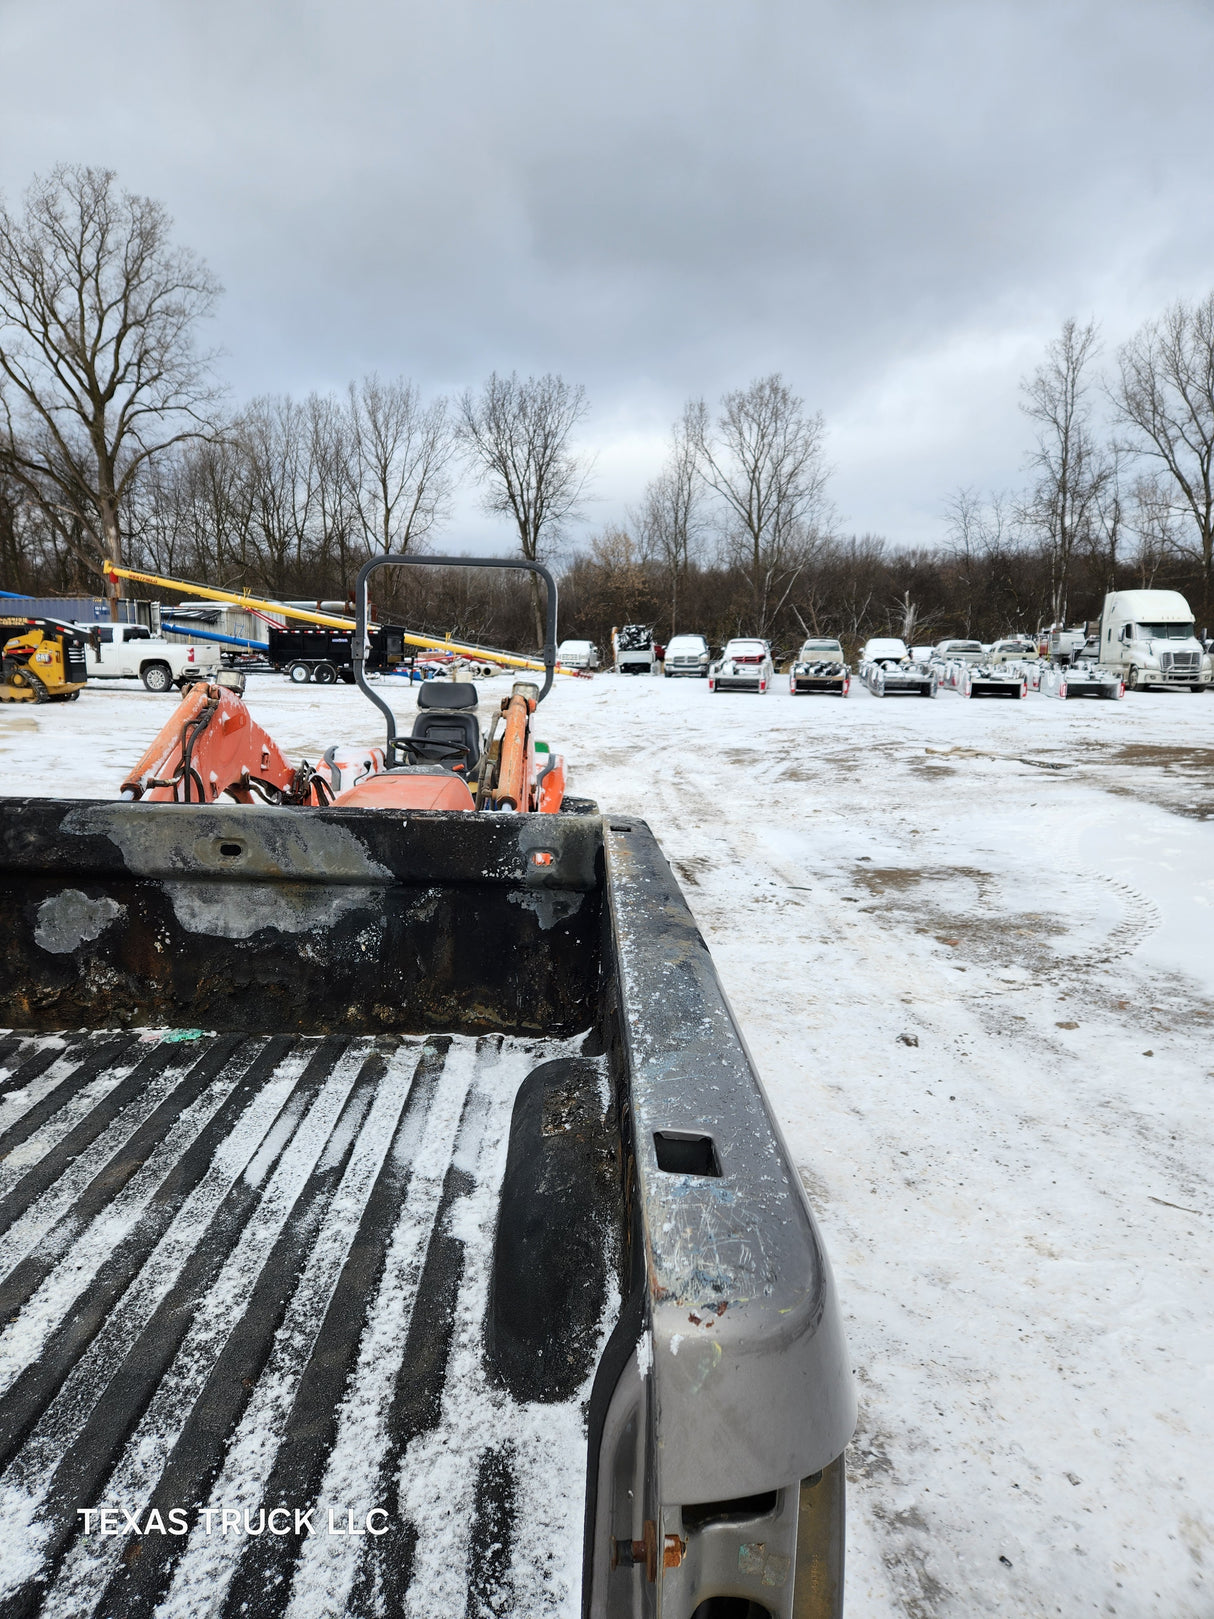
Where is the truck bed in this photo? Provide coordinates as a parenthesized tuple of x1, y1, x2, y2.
(0, 800, 854, 1618)
(0, 1026, 612, 1618)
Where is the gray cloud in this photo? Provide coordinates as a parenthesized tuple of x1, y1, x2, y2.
(2, 0, 1213, 549)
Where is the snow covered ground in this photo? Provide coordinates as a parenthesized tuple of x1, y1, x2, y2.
(2, 670, 1212, 1618)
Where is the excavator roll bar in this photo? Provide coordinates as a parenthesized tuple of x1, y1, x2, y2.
(353, 554, 558, 767)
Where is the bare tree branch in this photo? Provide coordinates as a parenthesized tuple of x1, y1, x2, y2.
(1111, 291, 1214, 617)
(0, 164, 222, 612)
(689, 374, 832, 638)
(634, 404, 703, 635)
(1020, 317, 1110, 628)
(458, 371, 591, 641)
(349, 374, 456, 562)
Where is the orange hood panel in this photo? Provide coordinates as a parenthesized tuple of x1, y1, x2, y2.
(332, 772, 476, 812)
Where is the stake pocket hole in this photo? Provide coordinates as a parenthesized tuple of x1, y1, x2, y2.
(653, 1131, 721, 1178)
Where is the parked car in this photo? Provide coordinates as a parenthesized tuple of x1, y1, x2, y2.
(987, 637, 1040, 664)
(932, 638, 986, 665)
(789, 638, 850, 695)
(708, 637, 773, 693)
(859, 637, 911, 668)
(1046, 626, 1088, 664)
(71, 622, 221, 692)
(794, 637, 844, 662)
(908, 645, 936, 662)
(664, 632, 711, 677)
(556, 638, 601, 671)
(859, 638, 937, 697)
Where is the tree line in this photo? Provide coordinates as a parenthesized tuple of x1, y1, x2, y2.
(4, 165, 1214, 662)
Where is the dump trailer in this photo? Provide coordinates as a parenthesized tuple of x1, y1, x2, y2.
(269, 622, 413, 684)
(0, 556, 854, 1619)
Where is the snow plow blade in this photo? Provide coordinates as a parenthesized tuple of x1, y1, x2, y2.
(0, 800, 854, 1618)
(963, 667, 1029, 699)
(864, 664, 938, 698)
(1041, 665, 1125, 700)
(790, 662, 850, 696)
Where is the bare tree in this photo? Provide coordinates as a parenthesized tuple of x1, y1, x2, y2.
(174, 436, 257, 584)
(942, 486, 986, 634)
(978, 491, 1035, 629)
(349, 375, 456, 565)
(893, 589, 920, 643)
(942, 486, 1028, 631)
(1124, 471, 1184, 589)
(826, 533, 886, 645)
(459, 372, 591, 642)
(238, 395, 319, 597)
(689, 374, 831, 637)
(635, 407, 702, 636)
(1020, 318, 1110, 629)
(1112, 292, 1214, 616)
(0, 165, 222, 614)
(308, 393, 360, 600)
(1083, 447, 1127, 596)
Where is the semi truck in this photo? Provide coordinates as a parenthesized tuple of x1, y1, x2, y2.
(0, 555, 855, 1618)
(1095, 589, 1211, 691)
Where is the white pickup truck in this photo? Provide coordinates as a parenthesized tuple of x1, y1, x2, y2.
(613, 623, 655, 675)
(72, 622, 221, 691)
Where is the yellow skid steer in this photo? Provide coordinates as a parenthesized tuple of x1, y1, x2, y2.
(0, 615, 90, 702)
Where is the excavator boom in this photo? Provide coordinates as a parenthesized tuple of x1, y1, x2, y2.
(120, 681, 314, 804)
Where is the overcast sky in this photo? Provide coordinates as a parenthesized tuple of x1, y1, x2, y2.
(3, 0, 1213, 554)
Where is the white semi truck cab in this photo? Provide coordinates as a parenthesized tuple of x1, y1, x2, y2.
(1099, 590, 1211, 691)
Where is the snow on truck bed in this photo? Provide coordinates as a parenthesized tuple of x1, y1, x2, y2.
(2, 671, 1213, 1616)
(0, 1027, 605, 1619)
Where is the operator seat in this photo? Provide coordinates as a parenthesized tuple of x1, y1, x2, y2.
(410, 681, 481, 774)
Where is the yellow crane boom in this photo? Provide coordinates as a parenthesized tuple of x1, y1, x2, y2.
(104, 565, 579, 677)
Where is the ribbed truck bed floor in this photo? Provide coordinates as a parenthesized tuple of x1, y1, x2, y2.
(0, 1028, 612, 1619)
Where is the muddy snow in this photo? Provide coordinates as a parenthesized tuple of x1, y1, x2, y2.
(2, 670, 1211, 1618)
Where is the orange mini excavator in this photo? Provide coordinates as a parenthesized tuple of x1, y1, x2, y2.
(119, 556, 568, 813)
